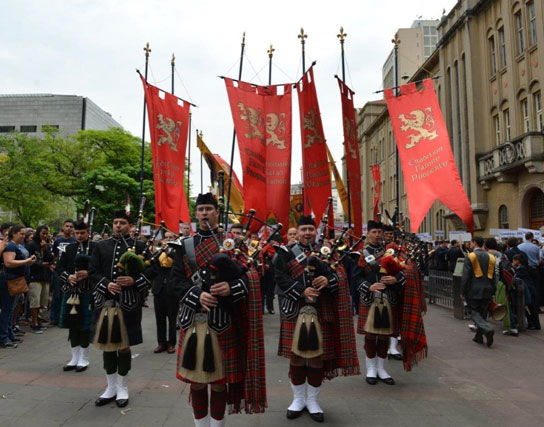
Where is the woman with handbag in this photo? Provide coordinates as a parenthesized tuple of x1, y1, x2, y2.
(1, 224, 36, 348)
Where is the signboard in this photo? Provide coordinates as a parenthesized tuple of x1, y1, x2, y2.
(141, 225, 151, 236)
(434, 230, 445, 237)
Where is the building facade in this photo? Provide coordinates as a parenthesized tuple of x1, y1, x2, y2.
(0, 94, 121, 137)
(357, 0, 544, 237)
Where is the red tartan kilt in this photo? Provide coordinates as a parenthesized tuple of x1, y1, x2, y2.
(278, 316, 336, 361)
(176, 323, 244, 385)
(357, 297, 401, 337)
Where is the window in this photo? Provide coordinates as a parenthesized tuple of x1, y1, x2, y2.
(527, 2, 537, 46)
(499, 27, 507, 68)
(499, 205, 509, 229)
(515, 11, 525, 53)
(493, 114, 501, 145)
(20, 125, 37, 133)
(41, 124, 59, 131)
(534, 91, 543, 131)
(521, 98, 530, 132)
(0, 126, 15, 133)
(489, 35, 497, 74)
(503, 109, 511, 141)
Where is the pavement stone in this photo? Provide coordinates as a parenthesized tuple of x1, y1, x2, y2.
(0, 300, 542, 426)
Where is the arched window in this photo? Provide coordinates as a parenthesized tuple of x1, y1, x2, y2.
(498, 205, 509, 229)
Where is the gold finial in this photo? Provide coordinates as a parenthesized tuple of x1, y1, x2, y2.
(242, 32, 246, 47)
(199, 130, 203, 138)
(171, 53, 175, 66)
(392, 36, 401, 47)
(298, 28, 307, 45)
(268, 44, 275, 58)
(337, 26, 347, 43)
(144, 42, 151, 58)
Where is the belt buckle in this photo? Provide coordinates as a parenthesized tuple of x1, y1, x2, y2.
(295, 252, 307, 263)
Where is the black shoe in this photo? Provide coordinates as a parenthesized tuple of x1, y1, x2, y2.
(0, 342, 18, 349)
(379, 376, 395, 385)
(286, 409, 304, 419)
(268, 308, 275, 314)
(116, 398, 129, 408)
(95, 395, 116, 406)
(63, 364, 77, 372)
(527, 325, 541, 330)
(472, 334, 483, 344)
(309, 411, 324, 422)
(365, 376, 378, 385)
(11, 337, 23, 343)
(388, 353, 402, 361)
(75, 365, 88, 373)
(485, 330, 494, 347)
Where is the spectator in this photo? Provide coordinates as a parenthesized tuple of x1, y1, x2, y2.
(228, 223, 244, 241)
(27, 225, 54, 333)
(512, 253, 541, 330)
(1, 224, 36, 348)
(286, 227, 298, 245)
(435, 240, 449, 271)
(505, 237, 525, 263)
(180, 222, 191, 238)
(447, 240, 465, 272)
(518, 232, 542, 309)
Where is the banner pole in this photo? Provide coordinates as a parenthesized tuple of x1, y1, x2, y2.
(139, 42, 151, 204)
(199, 130, 203, 194)
(187, 112, 191, 203)
(338, 26, 352, 235)
(268, 44, 274, 85)
(298, 28, 308, 214)
(393, 36, 400, 228)
(225, 32, 246, 227)
(171, 53, 175, 94)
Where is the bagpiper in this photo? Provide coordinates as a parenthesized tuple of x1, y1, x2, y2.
(57, 220, 95, 372)
(274, 215, 359, 423)
(169, 193, 266, 427)
(352, 220, 405, 385)
(89, 209, 151, 408)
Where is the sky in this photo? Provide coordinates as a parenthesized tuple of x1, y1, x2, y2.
(2, 0, 457, 195)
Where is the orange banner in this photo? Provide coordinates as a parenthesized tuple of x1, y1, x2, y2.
(384, 79, 473, 232)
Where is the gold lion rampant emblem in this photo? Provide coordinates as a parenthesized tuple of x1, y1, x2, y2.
(398, 107, 438, 149)
(156, 114, 182, 152)
(343, 116, 358, 159)
(265, 112, 287, 149)
(303, 107, 324, 148)
(238, 102, 265, 142)
(238, 102, 286, 149)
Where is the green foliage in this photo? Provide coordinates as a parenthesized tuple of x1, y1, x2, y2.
(0, 128, 155, 228)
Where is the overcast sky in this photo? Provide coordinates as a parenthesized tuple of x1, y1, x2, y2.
(3, 0, 457, 195)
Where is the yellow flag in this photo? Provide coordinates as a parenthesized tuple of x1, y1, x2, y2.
(326, 144, 350, 219)
(197, 133, 245, 215)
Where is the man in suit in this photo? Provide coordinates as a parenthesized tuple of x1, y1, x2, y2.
(461, 236, 497, 347)
(151, 231, 178, 354)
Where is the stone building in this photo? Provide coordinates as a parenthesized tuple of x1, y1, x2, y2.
(356, 0, 544, 237)
(0, 94, 121, 137)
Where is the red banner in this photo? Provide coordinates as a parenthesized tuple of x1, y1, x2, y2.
(385, 79, 473, 232)
(140, 75, 190, 231)
(297, 66, 332, 221)
(338, 78, 363, 236)
(224, 79, 292, 229)
(371, 164, 382, 221)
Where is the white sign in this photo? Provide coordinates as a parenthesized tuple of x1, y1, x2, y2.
(456, 232, 472, 242)
(434, 230, 445, 237)
(141, 225, 151, 236)
(517, 228, 542, 239)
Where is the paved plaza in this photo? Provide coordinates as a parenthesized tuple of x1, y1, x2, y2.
(0, 303, 543, 427)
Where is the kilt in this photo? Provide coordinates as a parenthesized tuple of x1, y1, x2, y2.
(176, 320, 244, 385)
(278, 309, 335, 361)
(357, 295, 401, 337)
(59, 292, 93, 331)
(91, 305, 143, 347)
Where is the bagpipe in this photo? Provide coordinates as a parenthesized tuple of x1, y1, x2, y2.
(117, 194, 147, 275)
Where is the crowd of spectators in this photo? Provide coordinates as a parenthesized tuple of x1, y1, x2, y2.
(427, 233, 544, 335)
